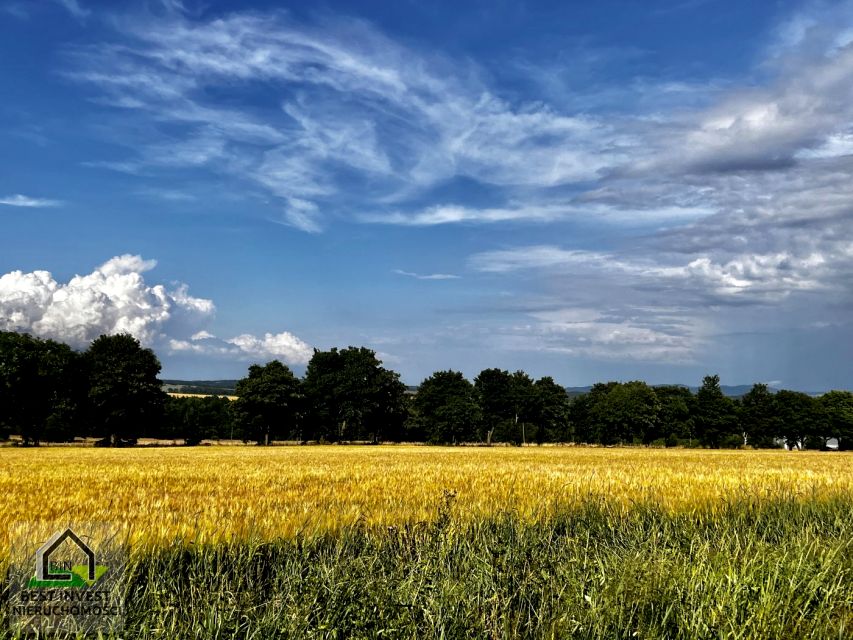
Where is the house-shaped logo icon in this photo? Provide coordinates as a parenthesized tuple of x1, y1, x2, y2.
(34, 528, 96, 583)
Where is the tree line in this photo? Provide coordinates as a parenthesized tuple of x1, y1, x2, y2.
(1, 331, 851, 449)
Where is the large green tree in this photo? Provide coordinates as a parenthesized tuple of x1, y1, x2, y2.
(820, 390, 853, 451)
(774, 390, 823, 450)
(589, 381, 661, 445)
(474, 368, 513, 445)
(568, 382, 621, 444)
(694, 375, 738, 448)
(412, 370, 480, 444)
(473, 369, 539, 444)
(0, 331, 82, 444)
(233, 360, 302, 445)
(85, 333, 165, 446)
(653, 385, 695, 445)
(504, 371, 539, 445)
(740, 383, 778, 448)
(302, 347, 406, 442)
(533, 377, 571, 443)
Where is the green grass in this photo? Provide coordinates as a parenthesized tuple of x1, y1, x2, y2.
(4, 494, 852, 639)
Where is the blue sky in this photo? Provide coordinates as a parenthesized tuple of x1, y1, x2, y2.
(2, 0, 853, 390)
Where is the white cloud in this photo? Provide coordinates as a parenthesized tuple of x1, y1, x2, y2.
(0, 256, 312, 365)
(393, 269, 460, 281)
(796, 131, 853, 159)
(226, 332, 312, 364)
(2, 4, 31, 20)
(0, 255, 211, 347)
(0, 194, 62, 208)
(522, 307, 700, 362)
(370, 204, 561, 226)
(53, 0, 89, 19)
(470, 244, 838, 302)
(168, 332, 311, 364)
(279, 198, 323, 234)
(37, 4, 853, 379)
(635, 8, 853, 176)
(366, 202, 712, 227)
(56, 3, 853, 246)
(470, 245, 608, 273)
(68, 12, 631, 229)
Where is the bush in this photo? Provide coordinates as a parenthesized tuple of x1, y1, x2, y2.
(721, 434, 744, 448)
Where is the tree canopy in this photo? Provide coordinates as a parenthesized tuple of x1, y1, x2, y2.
(233, 360, 302, 445)
(0, 332, 82, 444)
(0, 330, 847, 449)
(85, 333, 166, 446)
(301, 347, 406, 442)
(412, 370, 480, 444)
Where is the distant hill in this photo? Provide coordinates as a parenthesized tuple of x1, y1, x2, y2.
(162, 379, 239, 396)
(163, 380, 417, 397)
(163, 380, 824, 400)
(565, 384, 781, 399)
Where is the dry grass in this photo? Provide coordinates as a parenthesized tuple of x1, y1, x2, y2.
(1, 446, 851, 547)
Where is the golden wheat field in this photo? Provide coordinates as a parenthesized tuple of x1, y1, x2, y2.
(2, 446, 851, 549)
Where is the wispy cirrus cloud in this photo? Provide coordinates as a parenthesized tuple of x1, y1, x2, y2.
(2, 3, 31, 20)
(367, 202, 712, 226)
(393, 269, 460, 281)
(49, 2, 853, 374)
(66, 11, 632, 232)
(0, 194, 63, 208)
(470, 244, 836, 302)
(508, 307, 701, 363)
(53, 0, 89, 20)
(64, 3, 853, 236)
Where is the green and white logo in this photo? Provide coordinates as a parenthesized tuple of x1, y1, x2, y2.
(6, 523, 127, 635)
(29, 528, 110, 588)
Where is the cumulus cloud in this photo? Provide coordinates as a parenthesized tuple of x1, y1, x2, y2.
(168, 331, 312, 364)
(0, 256, 312, 365)
(0, 255, 211, 347)
(0, 194, 62, 208)
(226, 332, 312, 363)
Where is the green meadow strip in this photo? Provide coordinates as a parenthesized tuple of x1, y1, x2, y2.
(4, 494, 849, 639)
